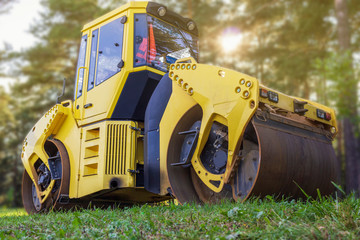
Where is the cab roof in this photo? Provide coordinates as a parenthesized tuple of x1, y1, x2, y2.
(82, 1, 198, 36)
(82, 1, 147, 32)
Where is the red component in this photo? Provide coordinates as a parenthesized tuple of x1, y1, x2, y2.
(325, 112, 331, 121)
(136, 37, 148, 60)
(260, 89, 268, 98)
(148, 22, 157, 62)
(135, 23, 157, 63)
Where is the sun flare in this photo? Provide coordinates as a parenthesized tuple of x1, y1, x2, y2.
(219, 30, 243, 54)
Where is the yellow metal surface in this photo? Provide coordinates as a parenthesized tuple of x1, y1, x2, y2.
(166, 58, 259, 192)
(82, 1, 148, 32)
(21, 104, 68, 202)
(258, 85, 337, 132)
(78, 14, 127, 122)
(77, 120, 138, 198)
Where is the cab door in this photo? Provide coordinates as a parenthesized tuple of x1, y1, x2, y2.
(81, 15, 126, 123)
(73, 32, 90, 120)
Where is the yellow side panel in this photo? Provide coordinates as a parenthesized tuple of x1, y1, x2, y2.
(21, 101, 81, 199)
(22, 104, 68, 182)
(77, 120, 137, 198)
(163, 58, 259, 193)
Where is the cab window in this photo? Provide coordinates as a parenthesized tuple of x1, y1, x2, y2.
(88, 29, 99, 91)
(96, 18, 124, 86)
(74, 35, 87, 99)
(134, 14, 199, 72)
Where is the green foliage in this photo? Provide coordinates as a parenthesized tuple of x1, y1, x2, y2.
(227, 0, 334, 99)
(313, 51, 359, 124)
(0, 198, 359, 239)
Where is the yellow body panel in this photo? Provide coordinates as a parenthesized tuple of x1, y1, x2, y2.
(258, 85, 337, 131)
(21, 103, 71, 200)
(77, 120, 138, 197)
(165, 58, 259, 192)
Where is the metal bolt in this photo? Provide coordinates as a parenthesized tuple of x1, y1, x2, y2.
(246, 81, 251, 87)
(218, 70, 225, 77)
(331, 127, 336, 134)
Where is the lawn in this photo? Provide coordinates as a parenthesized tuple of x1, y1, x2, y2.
(0, 195, 359, 239)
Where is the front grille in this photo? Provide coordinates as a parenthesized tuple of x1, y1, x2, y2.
(105, 123, 127, 175)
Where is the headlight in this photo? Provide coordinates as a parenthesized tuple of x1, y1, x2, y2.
(158, 6, 167, 17)
(187, 21, 195, 31)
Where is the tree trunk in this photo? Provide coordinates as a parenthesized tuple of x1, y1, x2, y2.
(11, 155, 19, 207)
(343, 119, 359, 192)
(335, 0, 350, 50)
(334, 0, 360, 194)
(187, 0, 192, 18)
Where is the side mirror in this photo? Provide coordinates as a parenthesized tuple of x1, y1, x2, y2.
(56, 78, 66, 104)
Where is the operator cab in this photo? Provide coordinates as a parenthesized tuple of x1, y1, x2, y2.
(73, 1, 199, 125)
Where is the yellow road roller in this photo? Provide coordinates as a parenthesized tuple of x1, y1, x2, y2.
(21, 1, 338, 213)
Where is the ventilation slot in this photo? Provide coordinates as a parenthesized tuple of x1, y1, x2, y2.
(105, 124, 127, 175)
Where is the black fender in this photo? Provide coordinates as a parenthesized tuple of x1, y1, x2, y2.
(144, 73, 172, 194)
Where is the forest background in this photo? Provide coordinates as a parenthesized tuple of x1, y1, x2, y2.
(0, 0, 359, 207)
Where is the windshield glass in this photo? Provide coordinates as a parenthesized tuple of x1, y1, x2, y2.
(134, 14, 199, 72)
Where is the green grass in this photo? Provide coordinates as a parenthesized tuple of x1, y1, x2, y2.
(0, 195, 359, 239)
(0, 208, 26, 217)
